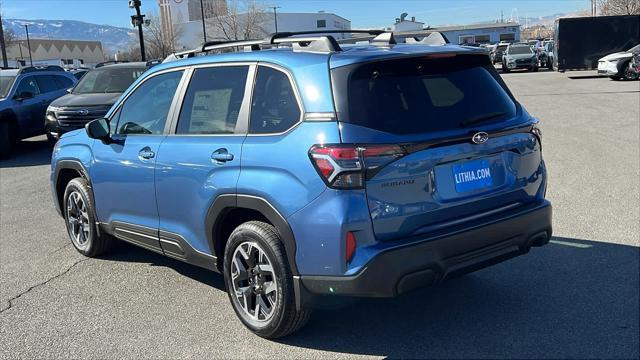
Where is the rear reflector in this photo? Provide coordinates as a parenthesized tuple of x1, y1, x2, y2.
(346, 231, 357, 263)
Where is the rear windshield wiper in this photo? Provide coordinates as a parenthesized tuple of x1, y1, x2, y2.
(460, 111, 508, 128)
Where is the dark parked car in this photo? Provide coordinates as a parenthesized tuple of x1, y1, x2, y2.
(0, 66, 77, 158)
(45, 62, 149, 140)
(502, 44, 539, 72)
(490, 43, 509, 63)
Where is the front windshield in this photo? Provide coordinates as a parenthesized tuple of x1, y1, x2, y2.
(509, 46, 533, 55)
(73, 67, 145, 94)
(0, 75, 16, 98)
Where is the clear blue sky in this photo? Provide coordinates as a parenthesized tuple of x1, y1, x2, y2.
(1, 0, 591, 28)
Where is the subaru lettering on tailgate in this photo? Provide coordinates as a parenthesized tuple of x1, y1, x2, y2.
(453, 159, 493, 193)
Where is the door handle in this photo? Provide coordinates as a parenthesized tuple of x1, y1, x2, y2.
(138, 147, 155, 160)
(211, 148, 234, 163)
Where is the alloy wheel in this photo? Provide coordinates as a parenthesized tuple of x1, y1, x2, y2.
(66, 191, 90, 247)
(230, 241, 278, 322)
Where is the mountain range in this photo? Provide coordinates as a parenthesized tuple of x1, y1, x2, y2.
(2, 18, 136, 55)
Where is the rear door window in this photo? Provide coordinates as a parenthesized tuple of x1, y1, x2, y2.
(35, 75, 61, 93)
(55, 75, 75, 89)
(249, 66, 301, 134)
(336, 55, 517, 134)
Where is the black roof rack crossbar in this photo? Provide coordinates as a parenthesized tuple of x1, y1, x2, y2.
(265, 29, 384, 43)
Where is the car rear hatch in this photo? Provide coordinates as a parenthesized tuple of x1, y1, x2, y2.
(326, 52, 545, 241)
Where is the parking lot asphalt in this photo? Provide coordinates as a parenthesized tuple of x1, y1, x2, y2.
(1, 69, 638, 359)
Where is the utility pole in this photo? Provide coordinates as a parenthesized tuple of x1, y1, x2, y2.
(24, 24, 33, 66)
(271, 6, 281, 33)
(0, 12, 8, 68)
(200, 0, 207, 43)
(129, 0, 146, 61)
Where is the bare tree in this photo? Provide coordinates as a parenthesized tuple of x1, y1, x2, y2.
(207, 0, 269, 41)
(144, 12, 183, 59)
(597, 0, 640, 15)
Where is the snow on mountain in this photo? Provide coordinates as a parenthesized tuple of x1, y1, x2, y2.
(1, 18, 136, 55)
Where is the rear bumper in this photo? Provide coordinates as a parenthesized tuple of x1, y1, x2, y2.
(298, 200, 551, 300)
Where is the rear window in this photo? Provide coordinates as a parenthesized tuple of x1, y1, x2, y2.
(335, 55, 517, 135)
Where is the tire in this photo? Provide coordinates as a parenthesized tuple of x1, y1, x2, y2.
(547, 60, 553, 70)
(610, 75, 623, 81)
(223, 221, 311, 339)
(46, 131, 57, 145)
(0, 121, 13, 159)
(63, 177, 114, 257)
(622, 62, 639, 81)
(532, 66, 539, 72)
(502, 63, 510, 73)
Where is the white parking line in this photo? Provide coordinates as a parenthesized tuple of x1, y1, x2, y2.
(549, 240, 593, 248)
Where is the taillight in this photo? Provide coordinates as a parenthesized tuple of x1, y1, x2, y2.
(309, 144, 406, 189)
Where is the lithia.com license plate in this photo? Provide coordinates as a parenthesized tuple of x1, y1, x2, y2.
(452, 159, 493, 193)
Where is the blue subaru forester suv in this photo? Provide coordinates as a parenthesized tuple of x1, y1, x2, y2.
(51, 31, 552, 338)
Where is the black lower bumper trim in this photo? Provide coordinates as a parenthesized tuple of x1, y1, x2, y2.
(299, 201, 552, 300)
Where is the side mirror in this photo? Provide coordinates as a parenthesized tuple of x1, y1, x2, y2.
(14, 91, 35, 101)
(66, 88, 73, 94)
(85, 118, 111, 144)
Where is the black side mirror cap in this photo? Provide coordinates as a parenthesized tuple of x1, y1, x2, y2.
(85, 118, 111, 144)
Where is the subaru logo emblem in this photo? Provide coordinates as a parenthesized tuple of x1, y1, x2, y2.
(77, 109, 89, 116)
(472, 132, 489, 144)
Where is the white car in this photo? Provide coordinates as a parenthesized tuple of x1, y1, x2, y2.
(597, 44, 640, 80)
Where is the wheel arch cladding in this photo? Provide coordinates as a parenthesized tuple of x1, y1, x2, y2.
(206, 194, 299, 275)
(54, 160, 91, 216)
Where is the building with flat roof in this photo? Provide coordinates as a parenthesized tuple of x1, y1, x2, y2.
(0, 39, 105, 68)
(430, 22, 521, 44)
(383, 13, 520, 44)
(175, 11, 351, 50)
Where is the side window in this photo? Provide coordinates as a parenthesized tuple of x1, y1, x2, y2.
(176, 66, 249, 134)
(116, 71, 183, 135)
(55, 75, 75, 89)
(249, 66, 301, 134)
(35, 75, 60, 93)
(16, 76, 40, 96)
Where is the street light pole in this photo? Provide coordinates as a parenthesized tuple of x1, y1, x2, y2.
(0, 12, 9, 68)
(129, 0, 146, 61)
(200, 0, 207, 43)
(24, 24, 33, 66)
(270, 6, 281, 33)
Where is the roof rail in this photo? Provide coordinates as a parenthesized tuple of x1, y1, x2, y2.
(163, 30, 388, 62)
(18, 65, 66, 74)
(95, 60, 129, 68)
(145, 59, 163, 67)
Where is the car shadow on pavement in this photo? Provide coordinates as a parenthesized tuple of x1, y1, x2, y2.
(100, 241, 227, 291)
(278, 237, 639, 359)
(99, 236, 638, 358)
(0, 137, 53, 168)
